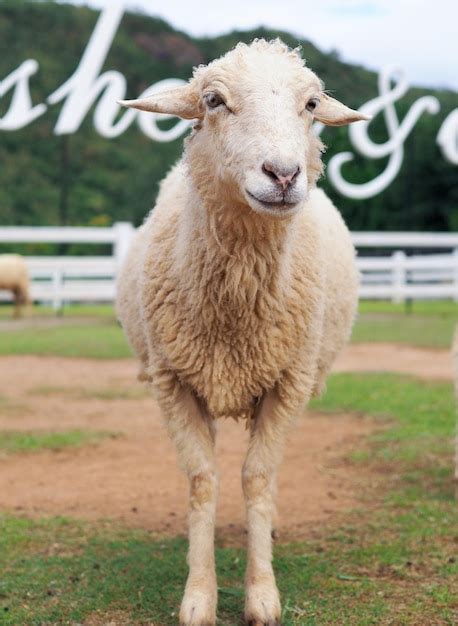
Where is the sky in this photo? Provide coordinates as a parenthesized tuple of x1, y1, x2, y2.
(63, 0, 457, 91)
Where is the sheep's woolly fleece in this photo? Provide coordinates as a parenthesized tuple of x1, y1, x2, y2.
(116, 39, 359, 424)
(0, 254, 30, 299)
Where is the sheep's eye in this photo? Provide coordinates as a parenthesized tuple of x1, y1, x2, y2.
(306, 97, 320, 113)
(204, 92, 225, 109)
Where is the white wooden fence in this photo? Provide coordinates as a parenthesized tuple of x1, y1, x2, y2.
(0, 223, 134, 309)
(352, 232, 458, 302)
(0, 224, 457, 308)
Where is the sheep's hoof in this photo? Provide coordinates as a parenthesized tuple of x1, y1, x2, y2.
(179, 587, 216, 626)
(245, 587, 281, 626)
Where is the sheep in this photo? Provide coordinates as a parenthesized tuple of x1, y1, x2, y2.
(0, 254, 31, 318)
(117, 39, 368, 626)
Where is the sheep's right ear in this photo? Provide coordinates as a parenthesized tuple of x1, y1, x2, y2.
(118, 84, 202, 120)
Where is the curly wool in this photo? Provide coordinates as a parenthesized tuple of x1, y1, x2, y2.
(0, 254, 30, 311)
(117, 39, 359, 422)
(118, 180, 357, 422)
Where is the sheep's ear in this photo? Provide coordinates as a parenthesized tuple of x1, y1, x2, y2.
(314, 93, 370, 126)
(118, 84, 202, 120)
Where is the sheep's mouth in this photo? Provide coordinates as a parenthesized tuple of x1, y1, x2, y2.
(245, 190, 299, 214)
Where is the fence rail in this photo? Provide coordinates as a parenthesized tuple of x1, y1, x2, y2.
(352, 232, 458, 248)
(1, 224, 457, 307)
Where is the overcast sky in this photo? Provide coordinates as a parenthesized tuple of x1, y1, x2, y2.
(64, 0, 457, 90)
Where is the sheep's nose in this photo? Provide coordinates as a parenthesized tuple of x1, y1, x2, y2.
(262, 161, 300, 190)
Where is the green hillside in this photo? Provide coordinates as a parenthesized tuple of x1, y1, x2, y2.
(0, 0, 457, 238)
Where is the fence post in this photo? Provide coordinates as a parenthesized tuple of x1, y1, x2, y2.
(453, 248, 458, 303)
(113, 222, 135, 270)
(392, 250, 406, 304)
(52, 269, 63, 312)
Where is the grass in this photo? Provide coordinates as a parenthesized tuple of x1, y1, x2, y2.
(0, 323, 131, 359)
(0, 300, 453, 320)
(1, 507, 455, 626)
(1, 504, 456, 626)
(352, 313, 455, 349)
(0, 301, 456, 357)
(0, 430, 115, 456)
(354, 300, 457, 349)
(311, 373, 454, 462)
(358, 300, 458, 317)
(1, 373, 456, 624)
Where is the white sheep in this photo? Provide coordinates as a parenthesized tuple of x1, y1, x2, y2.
(0, 254, 31, 318)
(117, 39, 368, 626)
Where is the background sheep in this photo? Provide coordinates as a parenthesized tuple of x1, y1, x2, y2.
(117, 39, 368, 626)
(0, 254, 31, 319)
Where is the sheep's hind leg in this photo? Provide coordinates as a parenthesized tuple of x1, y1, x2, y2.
(242, 389, 292, 626)
(157, 378, 218, 626)
(12, 289, 22, 319)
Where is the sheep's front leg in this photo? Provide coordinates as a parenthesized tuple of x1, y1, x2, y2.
(242, 390, 292, 626)
(160, 382, 218, 626)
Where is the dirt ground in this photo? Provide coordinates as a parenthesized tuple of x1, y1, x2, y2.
(0, 343, 451, 540)
(334, 341, 452, 381)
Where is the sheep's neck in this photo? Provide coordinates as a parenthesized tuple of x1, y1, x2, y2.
(182, 197, 295, 313)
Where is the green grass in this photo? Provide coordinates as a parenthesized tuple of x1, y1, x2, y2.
(0, 508, 455, 625)
(354, 299, 457, 349)
(0, 301, 456, 357)
(1, 374, 456, 624)
(2, 300, 453, 321)
(0, 324, 131, 359)
(352, 313, 455, 348)
(1, 506, 455, 626)
(358, 300, 458, 317)
(311, 373, 454, 462)
(0, 430, 115, 455)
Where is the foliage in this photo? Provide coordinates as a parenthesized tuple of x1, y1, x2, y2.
(0, 0, 456, 239)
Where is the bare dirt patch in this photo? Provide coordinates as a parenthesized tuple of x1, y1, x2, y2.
(0, 343, 449, 540)
(0, 356, 374, 541)
(335, 342, 452, 381)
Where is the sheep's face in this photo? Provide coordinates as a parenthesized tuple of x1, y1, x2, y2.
(190, 50, 324, 218)
(120, 40, 369, 218)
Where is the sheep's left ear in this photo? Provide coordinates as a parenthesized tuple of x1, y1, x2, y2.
(118, 84, 202, 120)
(314, 93, 370, 126)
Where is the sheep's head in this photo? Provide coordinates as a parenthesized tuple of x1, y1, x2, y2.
(121, 39, 369, 218)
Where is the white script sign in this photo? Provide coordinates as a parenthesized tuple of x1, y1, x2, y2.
(0, 1, 456, 199)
